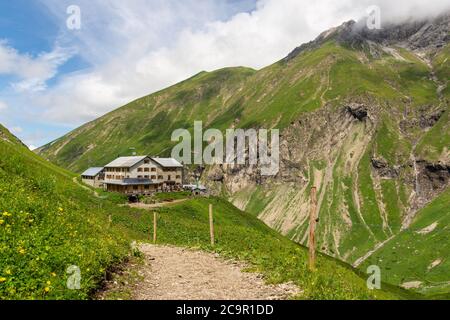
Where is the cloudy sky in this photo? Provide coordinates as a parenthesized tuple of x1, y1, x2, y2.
(0, 0, 449, 149)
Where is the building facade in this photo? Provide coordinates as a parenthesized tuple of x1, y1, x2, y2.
(102, 156, 183, 195)
(81, 167, 105, 188)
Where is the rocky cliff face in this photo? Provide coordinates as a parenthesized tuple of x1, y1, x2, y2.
(286, 13, 450, 62)
(203, 14, 450, 266)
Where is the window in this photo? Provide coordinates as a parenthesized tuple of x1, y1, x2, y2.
(168, 175, 171, 181)
(133, 185, 138, 190)
(151, 168, 156, 172)
(144, 175, 149, 179)
(176, 175, 181, 179)
(144, 168, 150, 172)
(151, 176, 156, 180)
(137, 175, 142, 179)
(138, 168, 143, 172)
(158, 176, 163, 180)
(144, 185, 149, 190)
(144, 159, 150, 164)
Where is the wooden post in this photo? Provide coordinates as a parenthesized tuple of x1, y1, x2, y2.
(153, 212, 157, 244)
(309, 187, 317, 271)
(209, 204, 215, 247)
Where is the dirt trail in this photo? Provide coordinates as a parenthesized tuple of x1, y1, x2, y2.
(102, 244, 300, 300)
(353, 235, 396, 268)
(72, 177, 100, 198)
(125, 199, 188, 209)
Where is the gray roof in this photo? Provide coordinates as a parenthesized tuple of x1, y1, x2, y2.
(152, 157, 183, 168)
(81, 167, 104, 177)
(105, 156, 148, 168)
(105, 178, 157, 186)
(183, 184, 207, 191)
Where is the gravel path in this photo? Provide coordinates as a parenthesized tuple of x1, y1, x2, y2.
(103, 244, 301, 300)
(126, 199, 188, 209)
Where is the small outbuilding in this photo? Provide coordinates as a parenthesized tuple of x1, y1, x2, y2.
(81, 167, 105, 188)
(183, 184, 207, 196)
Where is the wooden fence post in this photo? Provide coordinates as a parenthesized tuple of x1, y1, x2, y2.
(153, 211, 157, 244)
(309, 187, 317, 271)
(209, 204, 215, 247)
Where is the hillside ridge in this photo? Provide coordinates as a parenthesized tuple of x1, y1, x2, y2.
(36, 14, 450, 296)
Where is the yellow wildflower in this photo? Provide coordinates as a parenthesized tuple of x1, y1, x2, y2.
(51, 272, 56, 277)
(0, 220, 4, 225)
(0, 277, 7, 283)
(5, 269, 11, 275)
(18, 247, 26, 255)
(2, 212, 11, 217)
(44, 287, 50, 293)
(58, 207, 64, 212)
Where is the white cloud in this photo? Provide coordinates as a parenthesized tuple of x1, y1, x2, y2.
(0, 101, 7, 111)
(9, 0, 450, 128)
(0, 41, 75, 92)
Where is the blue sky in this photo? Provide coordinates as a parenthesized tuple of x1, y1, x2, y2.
(0, 0, 259, 148)
(0, 0, 448, 149)
(0, 0, 86, 147)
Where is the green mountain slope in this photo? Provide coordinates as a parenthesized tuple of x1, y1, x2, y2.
(38, 40, 446, 172)
(37, 15, 450, 296)
(362, 189, 450, 298)
(0, 125, 135, 299)
(1, 124, 406, 300)
(37, 67, 257, 172)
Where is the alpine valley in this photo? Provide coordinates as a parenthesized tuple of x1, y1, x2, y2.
(37, 14, 450, 297)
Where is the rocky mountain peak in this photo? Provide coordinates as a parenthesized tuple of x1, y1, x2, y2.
(285, 12, 450, 61)
(340, 13, 450, 49)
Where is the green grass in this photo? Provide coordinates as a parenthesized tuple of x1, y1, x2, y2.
(241, 186, 275, 217)
(357, 151, 386, 242)
(362, 189, 450, 298)
(416, 109, 450, 161)
(375, 117, 410, 165)
(147, 191, 191, 203)
(111, 197, 404, 300)
(1, 125, 405, 300)
(380, 180, 402, 233)
(0, 127, 140, 300)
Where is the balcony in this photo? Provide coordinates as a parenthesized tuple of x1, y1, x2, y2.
(104, 178, 155, 186)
